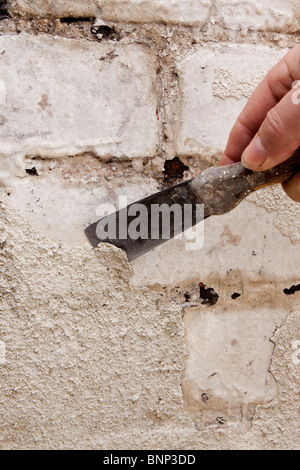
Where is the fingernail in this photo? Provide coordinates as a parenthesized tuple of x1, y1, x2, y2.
(241, 136, 267, 169)
(220, 155, 235, 166)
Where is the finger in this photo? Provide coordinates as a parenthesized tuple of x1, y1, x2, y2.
(282, 172, 300, 202)
(219, 154, 236, 166)
(220, 118, 261, 165)
(241, 85, 300, 171)
(220, 79, 279, 165)
(220, 45, 300, 166)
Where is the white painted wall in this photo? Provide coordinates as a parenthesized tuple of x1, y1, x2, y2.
(0, 0, 299, 450)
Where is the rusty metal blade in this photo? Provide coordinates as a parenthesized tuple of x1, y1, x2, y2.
(85, 179, 209, 261)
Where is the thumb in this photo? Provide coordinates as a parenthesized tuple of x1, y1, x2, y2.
(241, 84, 300, 172)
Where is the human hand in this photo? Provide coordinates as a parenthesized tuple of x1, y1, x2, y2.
(219, 45, 300, 202)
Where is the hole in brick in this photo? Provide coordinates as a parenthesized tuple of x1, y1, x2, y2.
(60, 16, 95, 24)
(199, 282, 219, 306)
(0, 1, 11, 20)
(231, 292, 241, 299)
(283, 283, 300, 295)
(184, 292, 191, 302)
(216, 416, 226, 425)
(25, 167, 39, 176)
(163, 157, 189, 181)
(91, 25, 118, 41)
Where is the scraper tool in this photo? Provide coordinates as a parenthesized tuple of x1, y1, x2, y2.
(85, 149, 300, 261)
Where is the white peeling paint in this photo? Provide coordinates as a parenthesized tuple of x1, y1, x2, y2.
(0, 79, 6, 105)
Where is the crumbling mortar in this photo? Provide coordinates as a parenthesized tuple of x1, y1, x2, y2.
(147, 275, 300, 311)
(0, 17, 299, 163)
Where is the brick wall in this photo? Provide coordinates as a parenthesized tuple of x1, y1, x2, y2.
(0, 0, 299, 449)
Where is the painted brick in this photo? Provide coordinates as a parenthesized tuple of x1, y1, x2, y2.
(8, 0, 299, 31)
(183, 305, 278, 433)
(0, 34, 158, 159)
(8, 0, 211, 25)
(97, 0, 211, 25)
(7, 0, 96, 18)
(176, 43, 286, 157)
(217, 0, 300, 33)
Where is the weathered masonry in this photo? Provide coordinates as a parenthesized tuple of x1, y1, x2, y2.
(0, 0, 299, 450)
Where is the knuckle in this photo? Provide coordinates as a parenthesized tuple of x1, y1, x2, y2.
(264, 107, 284, 141)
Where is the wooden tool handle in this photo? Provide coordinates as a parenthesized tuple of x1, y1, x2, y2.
(190, 147, 300, 216)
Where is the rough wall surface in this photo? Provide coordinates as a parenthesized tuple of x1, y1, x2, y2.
(0, 34, 158, 158)
(0, 0, 299, 449)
